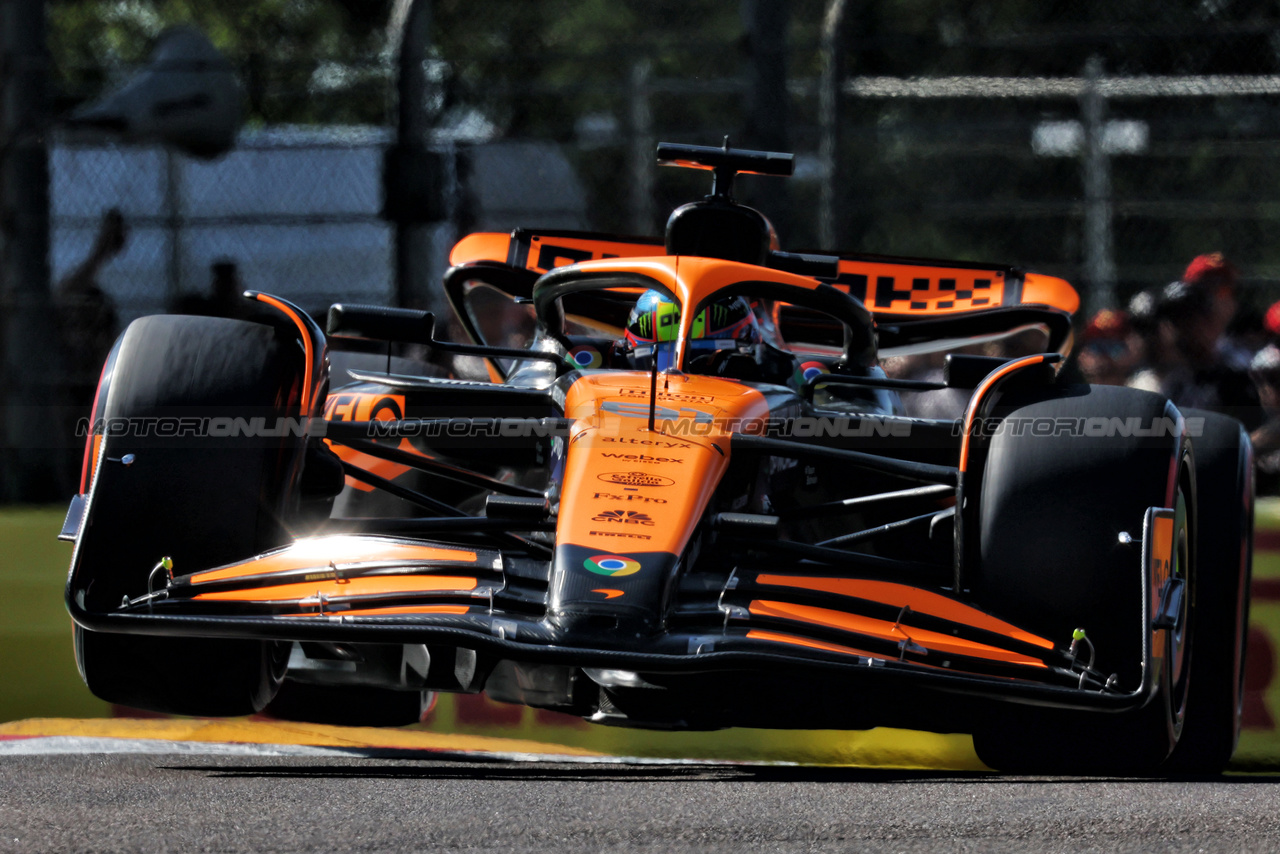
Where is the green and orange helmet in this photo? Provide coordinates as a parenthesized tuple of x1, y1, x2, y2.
(624, 289, 759, 371)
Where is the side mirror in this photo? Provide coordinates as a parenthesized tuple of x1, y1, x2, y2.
(327, 304, 437, 345)
(66, 26, 243, 159)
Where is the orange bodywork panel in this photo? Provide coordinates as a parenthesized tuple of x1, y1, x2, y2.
(558, 370, 769, 557)
(957, 354, 1058, 473)
(558, 255, 833, 370)
(189, 535, 481, 584)
(249, 292, 319, 415)
(285, 604, 472, 618)
(183, 536, 487, 607)
(745, 629, 887, 660)
(1022, 272, 1081, 315)
(754, 574, 1054, 650)
(194, 575, 478, 604)
(749, 600, 1048, 667)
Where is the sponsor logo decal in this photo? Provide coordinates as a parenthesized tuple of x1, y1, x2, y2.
(794, 361, 829, 386)
(598, 471, 675, 487)
(601, 400, 713, 424)
(592, 588, 625, 599)
(593, 492, 667, 504)
(566, 345, 603, 369)
(583, 555, 642, 577)
(601, 436, 691, 449)
(600, 452, 683, 464)
(590, 531, 652, 539)
(592, 509, 655, 526)
(618, 388, 717, 405)
(324, 392, 406, 423)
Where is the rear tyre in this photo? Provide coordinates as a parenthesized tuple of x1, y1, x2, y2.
(969, 384, 1193, 775)
(73, 315, 305, 716)
(266, 681, 432, 728)
(1163, 409, 1252, 774)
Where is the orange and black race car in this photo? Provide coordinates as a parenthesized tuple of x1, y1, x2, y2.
(63, 142, 1252, 774)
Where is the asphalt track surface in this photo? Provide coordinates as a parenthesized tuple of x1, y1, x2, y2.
(4, 745, 1280, 853)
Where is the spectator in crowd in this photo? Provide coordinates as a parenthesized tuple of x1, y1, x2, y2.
(171, 258, 246, 318)
(1077, 308, 1136, 386)
(1124, 286, 1168, 394)
(1227, 299, 1269, 358)
(1249, 343, 1280, 494)
(1183, 252, 1251, 370)
(1136, 280, 1261, 428)
(54, 207, 124, 399)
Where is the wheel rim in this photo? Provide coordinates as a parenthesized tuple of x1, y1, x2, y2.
(1166, 485, 1193, 742)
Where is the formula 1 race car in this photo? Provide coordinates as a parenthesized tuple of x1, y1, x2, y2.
(63, 142, 1252, 774)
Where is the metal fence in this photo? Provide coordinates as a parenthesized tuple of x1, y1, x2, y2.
(457, 56, 1280, 321)
(51, 127, 395, 326)
(50, 10, 1280, 326)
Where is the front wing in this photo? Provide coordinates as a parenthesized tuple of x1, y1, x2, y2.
(69, 507, 1176, 724)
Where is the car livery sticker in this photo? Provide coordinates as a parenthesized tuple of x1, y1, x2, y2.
(583, 555, 643, 577)
(597, 471, 675, 487)
(794, 360, 829, 386)
(567, 345, 603, 370)
(324, 392, 415, 491)
(324, 392, 406, 423)
(591, 509, 656, 525)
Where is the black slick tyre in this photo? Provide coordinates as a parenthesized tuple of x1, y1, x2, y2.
(72, 314, 305, 716)
(1163, 408, 1252, 774)
(969, 384, 1193, 775)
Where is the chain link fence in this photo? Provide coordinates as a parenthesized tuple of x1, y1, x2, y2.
(54, 8, 1280, 331)
(51, 127, 395, 328)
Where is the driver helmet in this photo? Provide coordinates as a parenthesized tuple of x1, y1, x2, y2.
(623, 289, 760, 371)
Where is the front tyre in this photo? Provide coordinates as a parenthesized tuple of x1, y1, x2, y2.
(1163, 409, 1252, 773)
(969, 384, 1194, 774)
(71, 314, 307, 716)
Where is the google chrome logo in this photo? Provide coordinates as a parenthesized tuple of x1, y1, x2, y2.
(567, 345, 603, 369)
(584, 555, 642, 577)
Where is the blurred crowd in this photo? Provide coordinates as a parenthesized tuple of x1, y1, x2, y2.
(1076, 253, 1280, 491)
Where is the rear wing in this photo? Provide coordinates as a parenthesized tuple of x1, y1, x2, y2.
(448, 229, 1079, 354)
(448, 229, 664, 275)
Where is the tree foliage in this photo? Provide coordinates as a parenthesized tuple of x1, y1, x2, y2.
(49, 0, 395, 123)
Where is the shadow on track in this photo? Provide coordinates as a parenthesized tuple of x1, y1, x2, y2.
(160, 754, 1280, 784)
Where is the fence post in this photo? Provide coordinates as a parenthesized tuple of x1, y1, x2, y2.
(391, 0, 447, 317)
(164, 148, 183, 307)
(740, 0, 791, 238)
(1081, 55, 1116, 314)
(0, 0, 66, 501)
(819, 0, 848, 251)
(628, 59, 654, 236)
